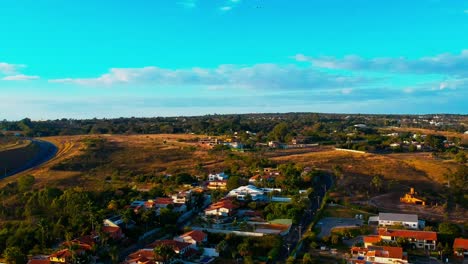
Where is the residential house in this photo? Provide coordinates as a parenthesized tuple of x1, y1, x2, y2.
(49, 249, 73, 264)
(350, 246, 408, 264)
(147, 240, 194, 258)
(124, 248, 164, 264)
(378, 228, 437, 250)
(453, 238, 468, 258)
(227, 185, 265, 201)
(27, 256, 50, 264)
(204, 199, 238, 217)
(154, 197, 174, 209)
(208, 172, 229, 181)
(172, 190, 192, 204)
(174, 230, 208, 247)
(363, 235, 382, 248)
(207, 180, 227, 190)
(102, 225, 124, 240)
(104, 215, 136, 229)
(368, 213, 421, 229)
(125, 239, 198, 264)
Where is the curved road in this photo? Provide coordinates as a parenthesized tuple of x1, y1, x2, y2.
(1, 139, 58, 178)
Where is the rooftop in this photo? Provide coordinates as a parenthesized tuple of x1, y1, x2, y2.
(453, 238, 468, 250)
(378, 228, 437, 241)
(379, 213, 418, 222)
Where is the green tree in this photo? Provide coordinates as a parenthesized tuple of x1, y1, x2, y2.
(226, 176, 241, 191)
(438, 222, 461, 237)
(3, 247, 27, 264)
(371, 175, 383, 192)
(302, 253, 313, 264)
(269, 122, 289, 142)
(17, 175, 35, 193)
(153, 244, 176, 263)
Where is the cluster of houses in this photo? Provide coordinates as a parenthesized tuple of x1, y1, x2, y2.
(346, 212, 468, 263)
(123, 230, 215, 264)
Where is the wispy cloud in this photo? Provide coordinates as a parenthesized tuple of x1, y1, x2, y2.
(294, 50, 468, 77)
(220, 0, 241, 12)
(0, 62, 24, 75)
(178, 0, 197, 8)
(49, 64, 371, 90)
(220, 6, 233, 12)
(2, 74, 40, 81)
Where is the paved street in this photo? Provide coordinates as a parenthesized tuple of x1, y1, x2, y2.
(317, 217, 363, 238)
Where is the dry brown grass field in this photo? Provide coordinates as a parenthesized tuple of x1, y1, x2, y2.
(382, 127, 468, 141)
(1, 134, 464, 221)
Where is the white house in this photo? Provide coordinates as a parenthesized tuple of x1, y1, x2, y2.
(378, 228, 437, 250)
(368, 213, 420, 229)
(204, 199, 237, 217)
(227, 185, 265, 201)
(208, 172, 229, 181)
(350, 246, 408, 264)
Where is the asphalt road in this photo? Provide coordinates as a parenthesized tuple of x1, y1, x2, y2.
(278, 174, 334, 261)
(2, 139, 57, 178)
(317, 217, 363, 238)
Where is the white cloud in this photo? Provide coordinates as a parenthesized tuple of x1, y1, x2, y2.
(220, 6, 233, 11)
(2, 74, 40, 81)
(49, 64, 371, 90)
(178, 0, 197, 8)
(341, 88, 352, 95)
(294, 50, 468, 77)
(0, 62, 24, 75)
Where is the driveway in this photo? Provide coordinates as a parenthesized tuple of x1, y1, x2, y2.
(317, 217, 363, 238)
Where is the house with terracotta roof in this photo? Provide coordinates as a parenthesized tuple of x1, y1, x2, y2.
(174, 230, 208, 247)
(27, 255, 50, 264)
(204, 199, 238, 217)
(124, 248, 163, 264)
(154, 197, 174, 208)
(350, 246, 408, 264)
(363, 235, 382, 248)
(378, 228, 437, 250)
(453, 238, 468, 258)
(102, 225, 124, 240)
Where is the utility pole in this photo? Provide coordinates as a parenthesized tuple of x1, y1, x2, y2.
(316, 196, 321, 208)
(298, 224, 302, 239)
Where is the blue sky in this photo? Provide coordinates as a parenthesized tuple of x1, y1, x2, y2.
(1, 0, 467, 120)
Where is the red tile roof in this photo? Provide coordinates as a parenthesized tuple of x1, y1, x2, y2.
(126, 249, 162, 263)
(154, 197, 174, 205)
(103, 225, 121, 234)
(205, 199, 237, 211)
(364, 235, 382, 244)
(378, 228, 437, 241)
(49, 249, 72, 259)
(453, 238, 468, 250)
(180, 230, 207, 243)
(369, 246, 404, 259)
(27, 256, 50, 264)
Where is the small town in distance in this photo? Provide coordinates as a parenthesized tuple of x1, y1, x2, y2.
(0, 113, 467, 264)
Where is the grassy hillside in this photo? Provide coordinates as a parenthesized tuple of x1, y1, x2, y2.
(2, 134, 465, 221)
